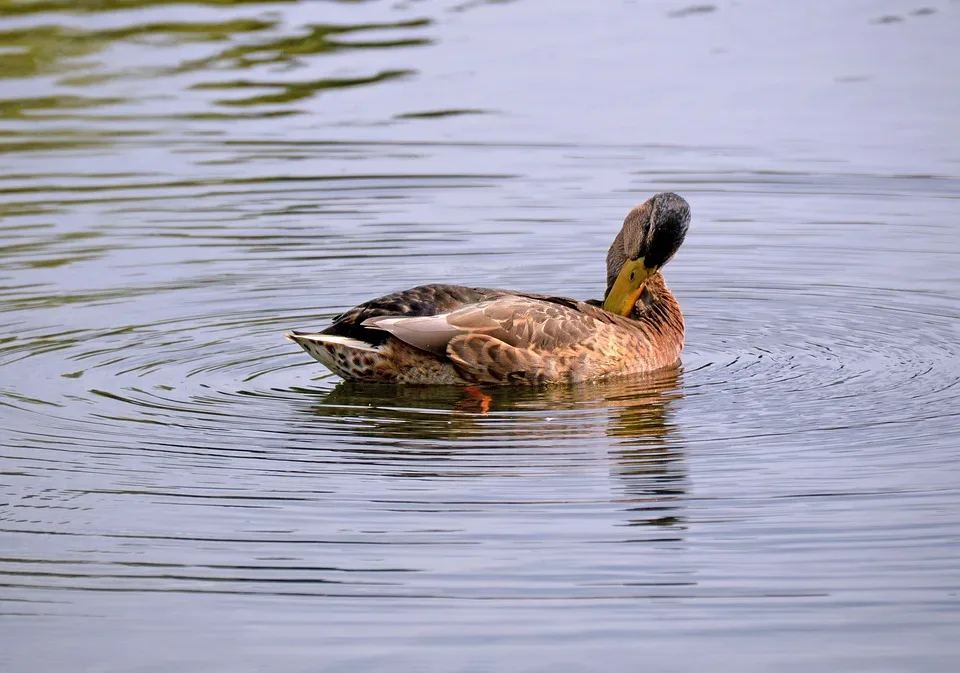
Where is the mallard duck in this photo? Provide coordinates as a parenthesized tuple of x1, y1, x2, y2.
(286, 192, 690, 385)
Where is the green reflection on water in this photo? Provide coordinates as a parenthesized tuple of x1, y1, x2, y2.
(0, 3, 430, 119)
(0, 0, 294, 17)
(395, 109, 486, 120)
(185, 18, 431, 71)
(195, 69, 413, 106)
(0, 95, 125, 119)
(0, 19, 275, 80)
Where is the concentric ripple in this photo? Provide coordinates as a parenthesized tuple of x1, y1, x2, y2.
(684, 284, 960, 435)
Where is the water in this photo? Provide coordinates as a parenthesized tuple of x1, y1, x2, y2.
(2, 1, 959, 671)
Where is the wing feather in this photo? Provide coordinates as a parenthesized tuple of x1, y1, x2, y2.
(363, 294, 607, 365)
(446, 296, 600, 351)
(361, 313, 467, 356)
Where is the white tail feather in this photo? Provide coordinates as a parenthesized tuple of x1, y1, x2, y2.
(284, 332, 379, 352)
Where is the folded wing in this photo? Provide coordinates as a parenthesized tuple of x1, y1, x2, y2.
(362, 294, 616, 383)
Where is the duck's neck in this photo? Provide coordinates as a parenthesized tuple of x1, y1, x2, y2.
(628, 273, 685, 365)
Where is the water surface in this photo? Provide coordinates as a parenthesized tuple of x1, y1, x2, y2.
(2, 1, 959, 671)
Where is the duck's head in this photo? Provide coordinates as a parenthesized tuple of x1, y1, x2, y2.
(602, 192, 690, 316)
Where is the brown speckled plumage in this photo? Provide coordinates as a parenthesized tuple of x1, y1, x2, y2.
(286, 192, 691, 385)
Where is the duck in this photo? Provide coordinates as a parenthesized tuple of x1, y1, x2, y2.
(286, 192, 690, 385)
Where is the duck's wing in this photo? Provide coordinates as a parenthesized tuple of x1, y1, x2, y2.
(363, 294, 620, 383)
(321, 283, 505, 346)
(364, 294, 608, 351)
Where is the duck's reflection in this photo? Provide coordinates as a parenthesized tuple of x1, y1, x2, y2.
(298, 369, 686, 529)
(601, 370, 687, 533)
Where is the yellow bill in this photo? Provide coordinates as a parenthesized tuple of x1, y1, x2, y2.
(602, 257, 653, 316)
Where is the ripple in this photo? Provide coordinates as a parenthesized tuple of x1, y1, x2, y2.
(682, 283, 960, 441)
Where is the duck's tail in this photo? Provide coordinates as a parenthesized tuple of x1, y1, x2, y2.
(285, 331, 382, 377)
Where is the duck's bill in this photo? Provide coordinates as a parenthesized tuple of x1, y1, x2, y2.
(602, 257, 654, 316)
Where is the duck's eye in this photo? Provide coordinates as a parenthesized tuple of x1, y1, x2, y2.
(629, 271, 636, 282)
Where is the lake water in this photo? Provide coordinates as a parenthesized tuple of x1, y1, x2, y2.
(2, 1, 959, 671)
